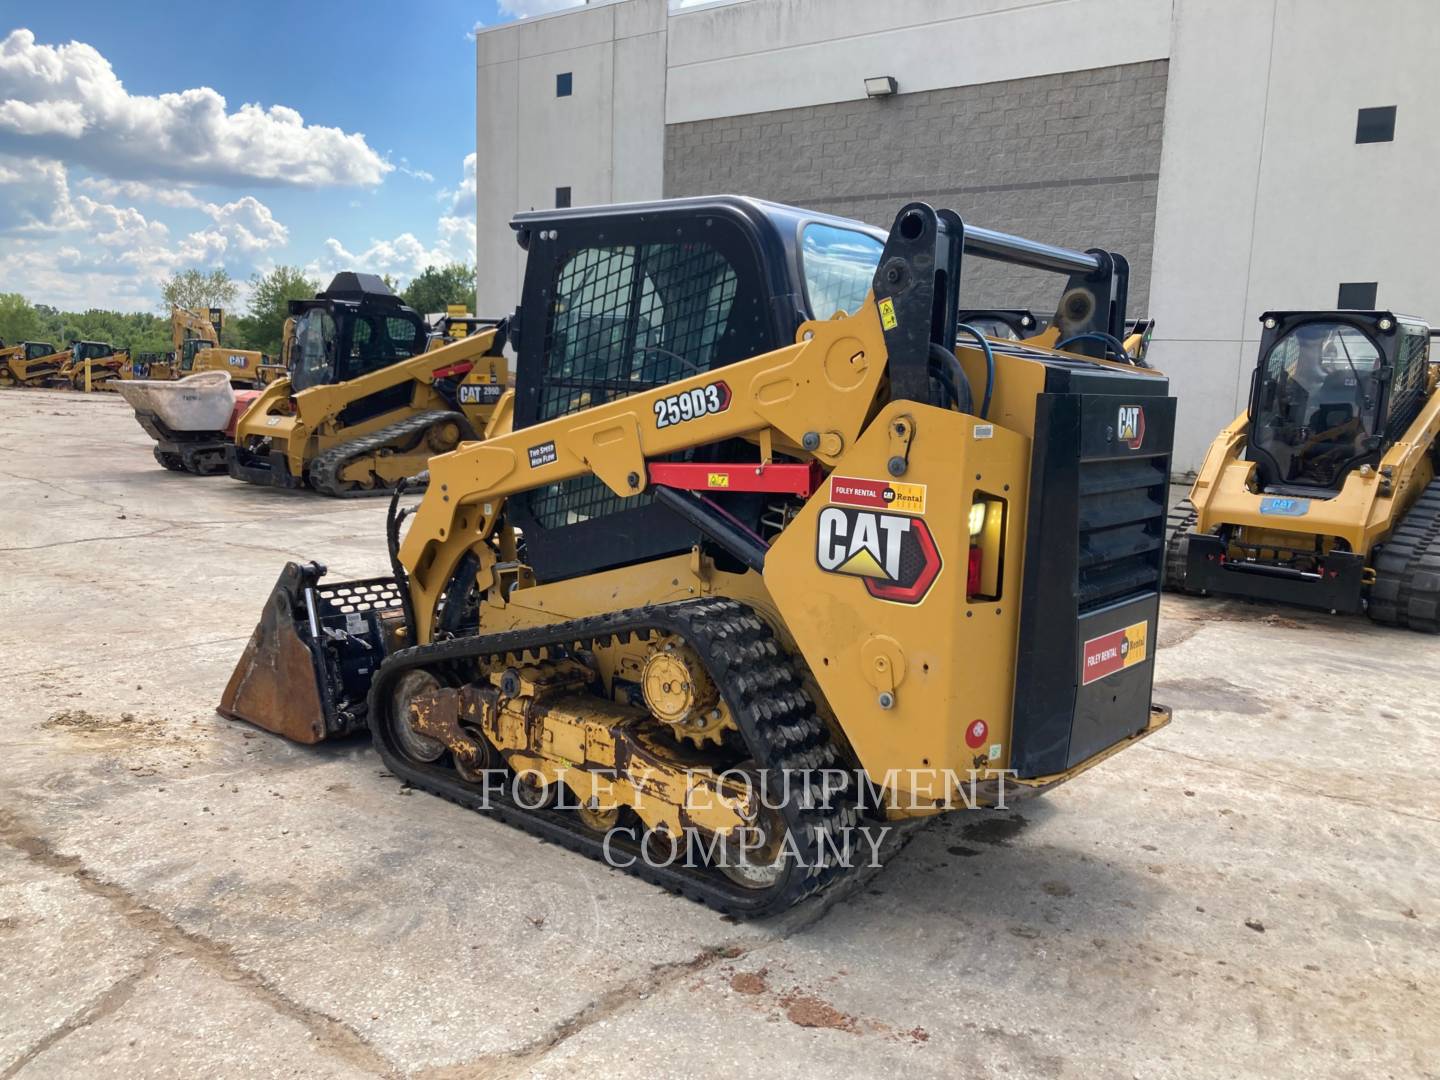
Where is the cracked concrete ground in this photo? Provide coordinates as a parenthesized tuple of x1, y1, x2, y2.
(0, 389, 1437, 1079)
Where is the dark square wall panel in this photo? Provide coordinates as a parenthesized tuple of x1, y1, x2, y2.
(663, 61, 1169, 316)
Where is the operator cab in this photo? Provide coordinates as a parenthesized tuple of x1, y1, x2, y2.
(288, 272, 427, 391)
(72, 341, 115, 363)
(1248, 311, 1430, 494)
(507, 197, 896, 582)
(178, 336, 217, 371)
(25, 342, 56, 361)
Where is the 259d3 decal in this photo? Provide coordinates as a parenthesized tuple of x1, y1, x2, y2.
(653, 380, 731, 428)
(816, 506, 942, 604)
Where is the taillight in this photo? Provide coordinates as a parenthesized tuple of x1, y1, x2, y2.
(966, 493, 1007, 601)
(967, 544, 983, 595)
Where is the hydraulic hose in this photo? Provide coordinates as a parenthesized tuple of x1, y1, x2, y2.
(955, 324, 996, 419)
(1056, 331, 1130, 363)
(386, 472, 425, 638)
(927, 342, 974, 415)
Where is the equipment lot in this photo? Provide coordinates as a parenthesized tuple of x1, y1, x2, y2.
(1, 389, 1435, 1079)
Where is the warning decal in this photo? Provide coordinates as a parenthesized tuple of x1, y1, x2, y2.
(829, 475, 927, 515)
(1081, 620, 1149, 685)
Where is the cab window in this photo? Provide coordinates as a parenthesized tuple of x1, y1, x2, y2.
(1252, 321, 1382, 487)
(292, 310, 337, 391)
(339, 313, 425, 381)
(800, 223, 884, 318)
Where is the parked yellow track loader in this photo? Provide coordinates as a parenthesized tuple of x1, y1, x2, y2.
(219, 197, 1175, 916)
(57, 341, 129, 390)
(0, 341, 70, 387)
(227, 273, 507, 495)
(1166, 310, 1440, 629)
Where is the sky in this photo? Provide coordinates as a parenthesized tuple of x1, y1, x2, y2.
(0, 0, 669, 312)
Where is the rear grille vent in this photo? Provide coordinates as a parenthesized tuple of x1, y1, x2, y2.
(1077, 457, 1167, 611)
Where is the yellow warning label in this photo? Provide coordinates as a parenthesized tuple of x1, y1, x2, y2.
(707, 473, 730, 488)
(878, 297, 898, 330)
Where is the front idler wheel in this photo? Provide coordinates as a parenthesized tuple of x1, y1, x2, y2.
(388, 670, 447, 763)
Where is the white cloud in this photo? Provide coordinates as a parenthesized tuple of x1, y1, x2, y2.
(0, 154, 292, 309)
(396, 157, 435, 183)
(74, 177, 287, 252)
(439, 152, 476, 216)
(77, 177, 208, 209)
(466, 19, 486, 40)
(0, 29, 390, 187)
(309, 154, 475, 287)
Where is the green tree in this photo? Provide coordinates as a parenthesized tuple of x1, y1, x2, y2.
(244, 266, 318, 356)
(160, 268, 240, 313)
(401, 264, 476, 316)
(0, 293, 43, 346)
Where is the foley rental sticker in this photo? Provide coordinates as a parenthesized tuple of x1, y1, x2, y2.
(1081, 620, 1148, 685)
(828, 475, 927, 515)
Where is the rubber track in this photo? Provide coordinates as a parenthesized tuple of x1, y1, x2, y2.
(366, 597, 862, 918)
(1368, 480, 1440, 632)
(308, 409, 462, 498)
(1163, 498, 1196, 592)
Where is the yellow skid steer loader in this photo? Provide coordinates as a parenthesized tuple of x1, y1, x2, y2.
(220, 197, 1175, 916)
(1166, 310, 1440, 629)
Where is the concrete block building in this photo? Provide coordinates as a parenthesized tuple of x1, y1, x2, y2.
(474, 0, 1440, 470)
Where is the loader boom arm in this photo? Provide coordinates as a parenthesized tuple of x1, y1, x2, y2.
(400, 300, 893, 642)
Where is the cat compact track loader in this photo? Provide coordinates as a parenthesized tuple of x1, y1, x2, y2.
(220, 197, 1175, 916)
(1166, 310, 1440, 628)
(228, 274, 506, 495)
(0, 341, 68, 387)
(57, 340, 128, 390)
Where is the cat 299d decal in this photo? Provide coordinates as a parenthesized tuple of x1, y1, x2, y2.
(816, 506, 942, 604)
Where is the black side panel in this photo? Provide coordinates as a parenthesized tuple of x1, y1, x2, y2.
(1010, 373, 1175, 777)
(336, 382, 414, 428)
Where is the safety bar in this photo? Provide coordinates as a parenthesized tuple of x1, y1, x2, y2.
(962, 225, 1103, 277)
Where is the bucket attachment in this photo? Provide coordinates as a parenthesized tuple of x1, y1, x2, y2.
(219, 561, 406, 743)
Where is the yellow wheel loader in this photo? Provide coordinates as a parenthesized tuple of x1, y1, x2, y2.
(228, 273, 507, 495)
(0, 341, 69, 387)
(219, 197, 1174, 916)
(1166, 310, 1440, 628)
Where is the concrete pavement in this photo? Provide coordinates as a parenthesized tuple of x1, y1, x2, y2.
(0, 389, 1435, 1079)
